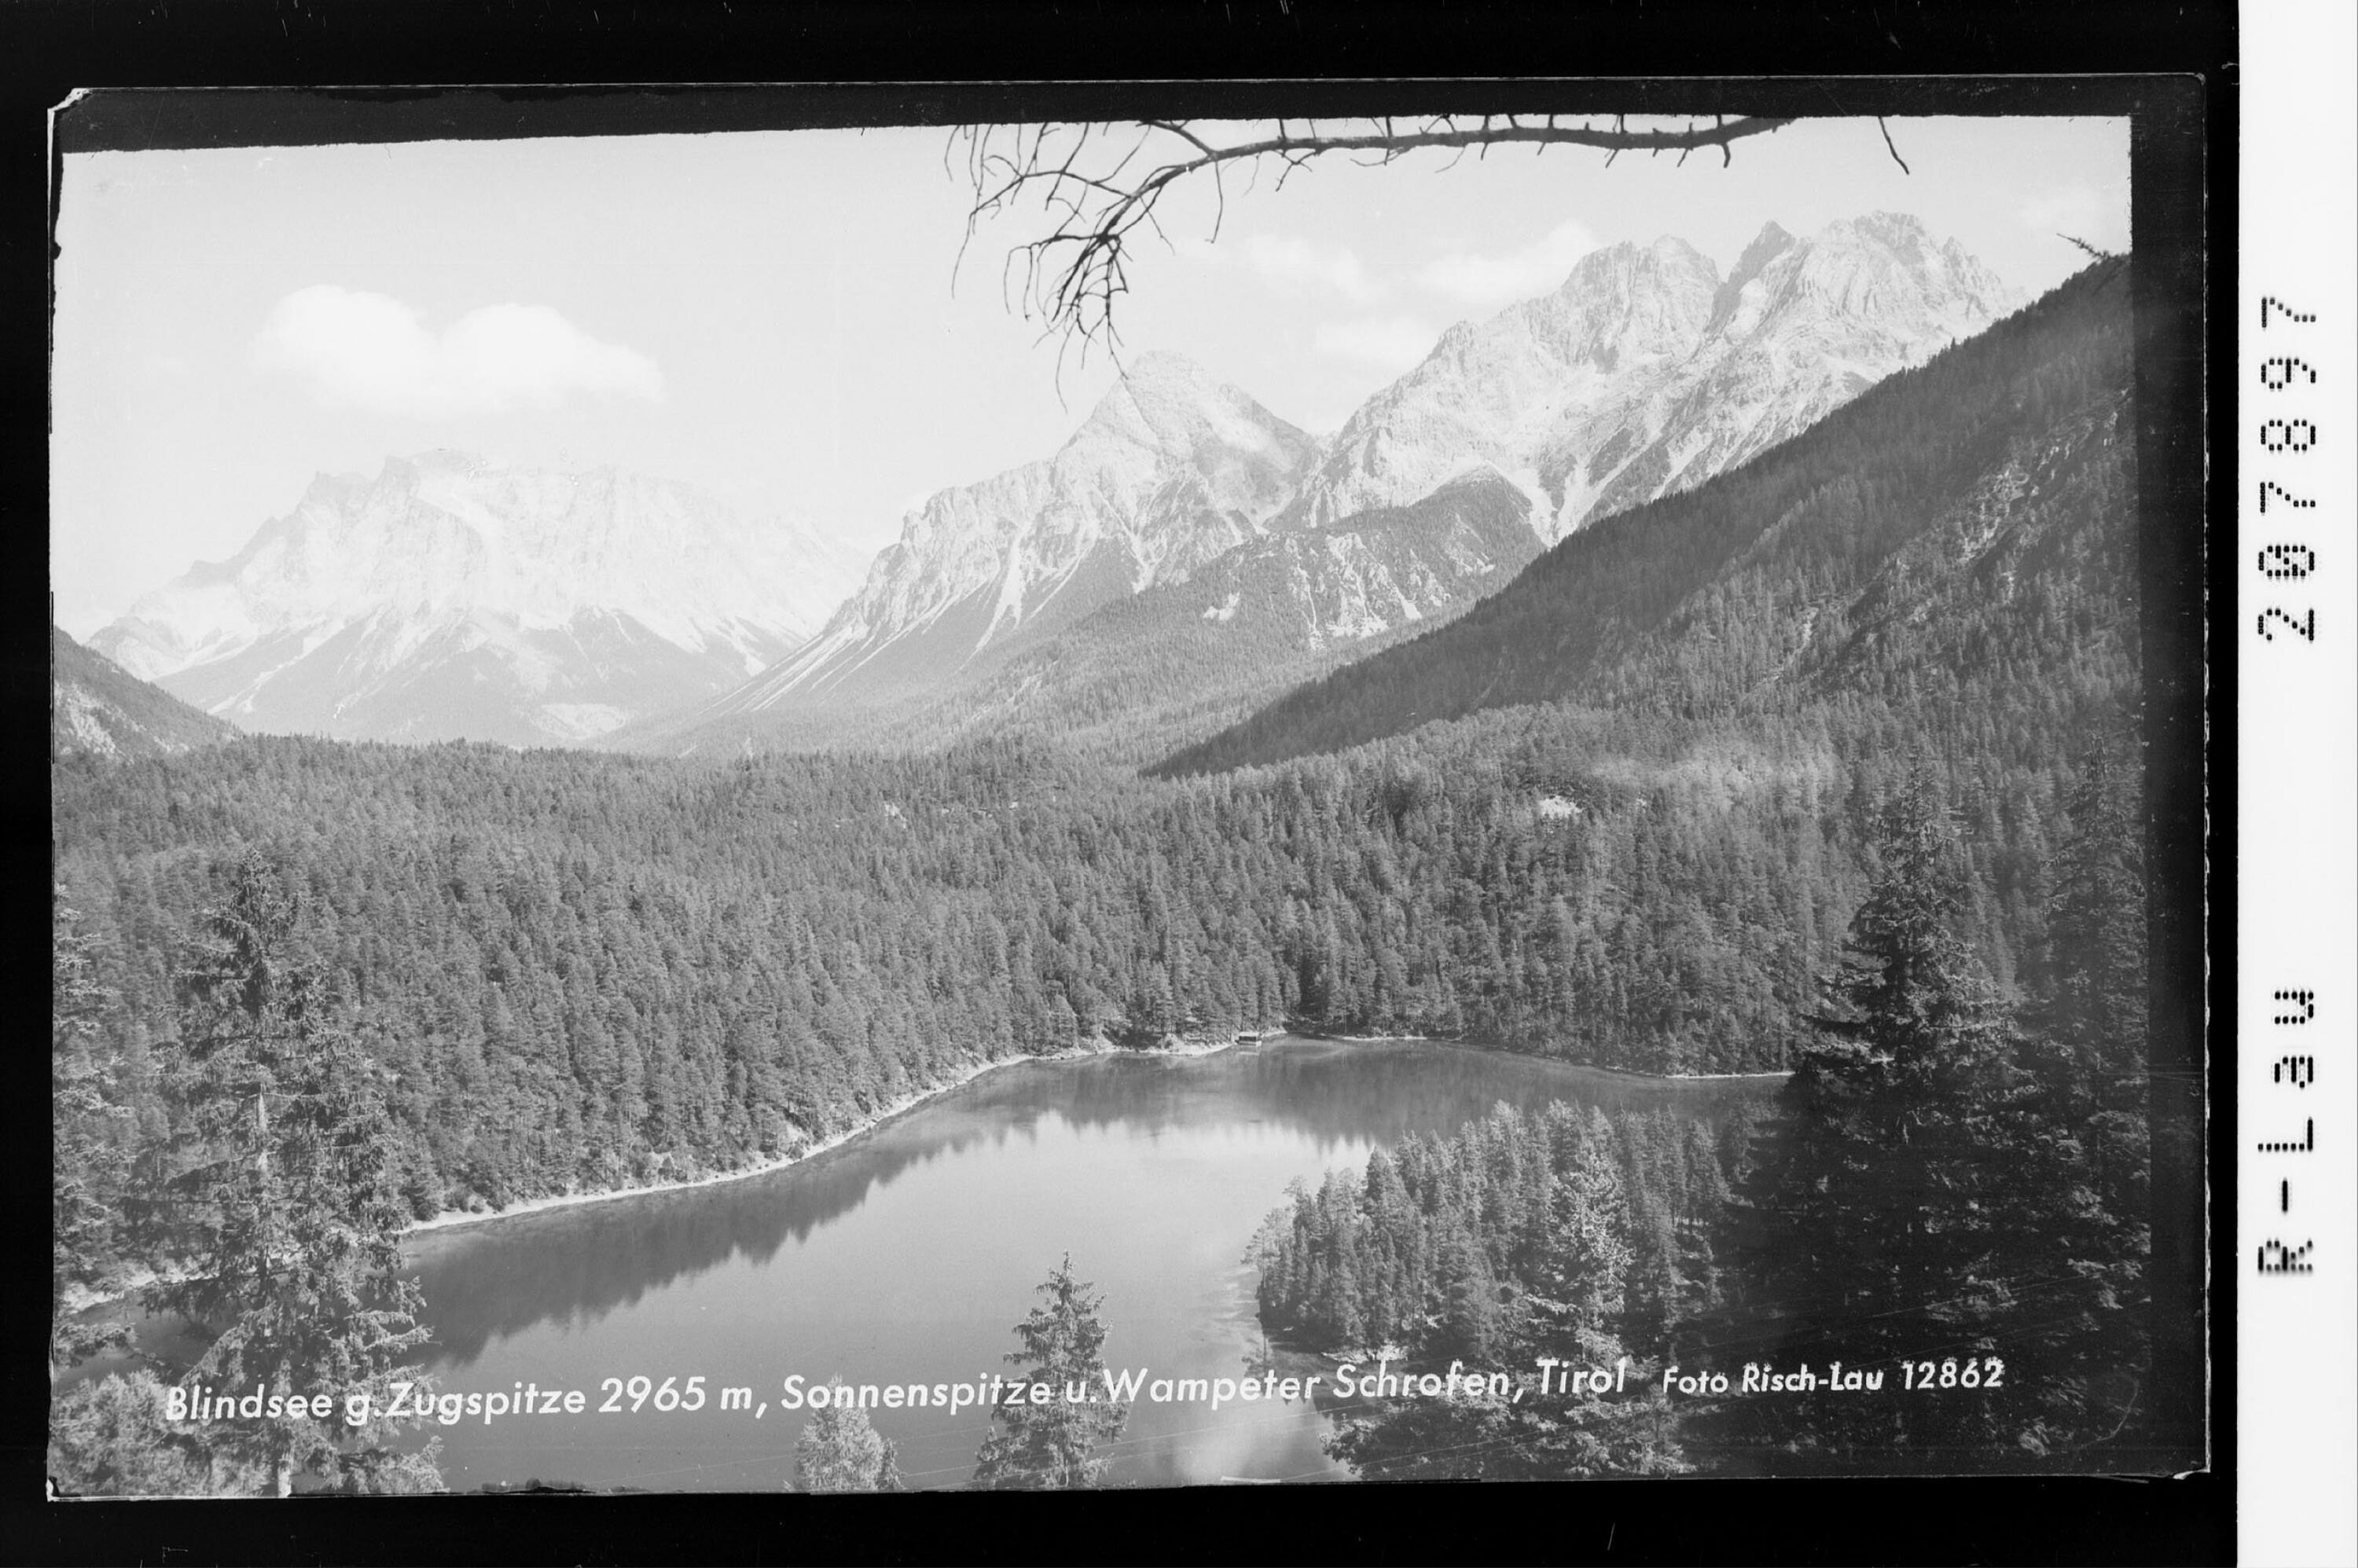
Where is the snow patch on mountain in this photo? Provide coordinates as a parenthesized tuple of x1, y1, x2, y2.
(91, 452, 869, 746)
(1285, 213, 2021, 545)
(701, 351, 1320, 714)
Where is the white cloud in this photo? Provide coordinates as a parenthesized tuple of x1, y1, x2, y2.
(2018, 184, 2131, 252)
(1418, 218, 1601, 309)
(252, 285, 664, 417)
(1192, 233, 1387, 305)
(1313, 314, 1440, 373)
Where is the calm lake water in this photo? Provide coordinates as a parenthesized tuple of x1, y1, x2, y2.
(400, 1039, 1772, 1492)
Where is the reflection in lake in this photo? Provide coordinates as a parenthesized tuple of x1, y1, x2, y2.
(403, 1040, 1773, 1491)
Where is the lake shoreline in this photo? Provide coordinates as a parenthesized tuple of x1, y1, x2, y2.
(1281, 1025, 1791, 1083)
(58, 1042, 1202, 1316)
(402, 1030, 1783, 1241)
(399, 1031, 1259, 1241)
(63, 1028, 1778, 1308)
(402, 1023, 1781, 1243)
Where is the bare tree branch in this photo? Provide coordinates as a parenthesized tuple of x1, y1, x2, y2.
(1876, 116, 1912, 175)
(950, 114, 1798, 373)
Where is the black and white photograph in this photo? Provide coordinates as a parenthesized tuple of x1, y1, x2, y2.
(44, 79, 2209, 1517)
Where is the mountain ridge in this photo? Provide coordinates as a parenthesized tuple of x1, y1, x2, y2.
(622, 467, 1540, 761)
(683, 351, 1321, 722)
(1283, 211, 2019, 544)
(91, 213, 2018, 760)
(90, 453, 868, 747)
(1155, 258, 2125, 777)
(642, 213, 2015, 759)
(51, 625, 239, 759)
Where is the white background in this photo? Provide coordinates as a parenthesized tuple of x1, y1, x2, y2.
(2241, 2, 2357, 1563)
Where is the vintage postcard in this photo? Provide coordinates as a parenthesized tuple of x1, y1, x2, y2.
(47, 79, 2211, 1524)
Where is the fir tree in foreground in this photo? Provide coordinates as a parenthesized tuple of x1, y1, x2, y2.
(1761, 769, 2018, 1460)
(1756, 760, 2158, 1465)
(1783, 769, 2018, 1257)
(55, 853, 444, 1497)
(795, 1379, 903, 1492)
(53, 889, 135, 1376)
(2003, 744, 2152, 1455)
(971, 1256, 1127, 1489)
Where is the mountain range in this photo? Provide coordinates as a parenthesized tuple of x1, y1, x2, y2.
(86, 212, 2021, 758)
(661, 351, 1322, 722)
(629, 466, 1543, 758)
(629, 211, 2018, 758)
(90, 454, 867, 748)
(1283, 214, 2018, 542)
(1159, 256, 2132, 777)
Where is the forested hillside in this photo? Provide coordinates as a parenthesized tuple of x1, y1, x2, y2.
(1251, 1100, 1754, 1478)
(55, 701, 2123, 1243)
(50, 728, 1797, 1225)
(1251, 749, 2154, 1473)
(51, 627, 237, 760)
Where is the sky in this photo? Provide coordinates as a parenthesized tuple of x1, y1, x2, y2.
(50, 115, 2129, 639)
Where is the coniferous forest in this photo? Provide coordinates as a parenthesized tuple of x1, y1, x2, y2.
(51, 259, 2190, 1488)
(1245, 751, 2154, 1474)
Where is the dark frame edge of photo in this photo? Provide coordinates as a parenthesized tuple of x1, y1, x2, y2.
(12, 14, 2235, 1568)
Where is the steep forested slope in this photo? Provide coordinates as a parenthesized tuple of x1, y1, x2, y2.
(1160, 260, 2131, 777)
(52, 627, 238, 759)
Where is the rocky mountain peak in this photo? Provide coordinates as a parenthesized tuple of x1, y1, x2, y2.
(1070, 349, 1298, 466)
(89, 456, 871, 747)
(1114, 346, 1217, 392)
(1777, 211, 2022, 336)
(1283, 211, 2020, 542)
(1549, 233, 1720, 313)
(677, 352, 1320, 717)
(1557, 233, 1713, 288)
(1706, 221, 1799, 335)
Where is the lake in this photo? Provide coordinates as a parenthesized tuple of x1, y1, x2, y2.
(400, 1037, 1775, 1492)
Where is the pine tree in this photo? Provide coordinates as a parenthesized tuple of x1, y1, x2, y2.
(2006, 744, 2151, 1452)
(1527, 1113, 1635, 1363)
(2026, 746, 2149, 1128)
(53, 890, 134, 1375)
(1768, 769, 2018, 1456)
(971, 1254, 1127, 1489)
(1436, 1232, 1500, 1361)
(794, 1380, 904, 1492)
(49, 1368, 260, 1497)
(143, 851, 444, 1496)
